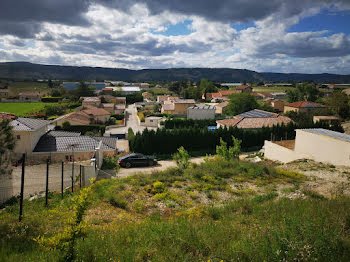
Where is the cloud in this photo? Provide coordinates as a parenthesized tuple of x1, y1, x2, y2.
(0, 0, 350, 74)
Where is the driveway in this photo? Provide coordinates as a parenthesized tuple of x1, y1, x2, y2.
(116, 157, 205, 178)
(105, 104, 156, 137)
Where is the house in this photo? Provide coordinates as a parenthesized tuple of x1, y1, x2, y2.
(140, 83, 150, 89)
(215, 101, 229, 115)
(102, 103, 115, 113)
(19, 92, 43, 102)
(115, 97, 127, 105)
(235, 85, 253, 93)
(142, 92, 153, 99)
(101, 88, 114, 95)
(284, 101, 327, 114)
(10, 117, 51, 157)
(53, 112, 91, 126)
(251, 92, 274, 100)
(216, 109, 292, 129)
(187, 105, 216, 120)
(32, 130, 118, 162)
(271, 92, 286, 100)
(81, 108, 111, 124)
(82, 97, 101, 108)
(116, 86, 141, 94)
(264, 128, 350, 166)
(157, 95, 179, 103)
(161, 99, 196, 115)
(265, 99, 285, 112)
(313, 116, 342, 125)
(142, 116, 163, 128)
(206, 90, 237, 101)
(115, 104, 126, 114)
(0, 89, 9, 98)
(53, 108, 111, 126)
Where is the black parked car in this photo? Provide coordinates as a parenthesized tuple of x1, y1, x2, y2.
(118, 153, 157, 168)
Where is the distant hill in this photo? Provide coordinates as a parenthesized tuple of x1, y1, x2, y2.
(0, 62, 349, 83)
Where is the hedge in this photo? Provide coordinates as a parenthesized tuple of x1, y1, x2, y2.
(41, 97, 63, 103)
(130, 122, 344, 155)
(164, 119, 217, 129)
(56, 124, 106, 135)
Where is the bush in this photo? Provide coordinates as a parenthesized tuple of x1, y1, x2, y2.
(164, 119, 217, 129)
(173, 146, 190, 169)
(108, 194, 127, 209)
(41, 96, 62, 103)
(101, 156, 119, 170)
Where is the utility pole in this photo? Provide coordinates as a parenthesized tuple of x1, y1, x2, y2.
(45, 157, 50, 207)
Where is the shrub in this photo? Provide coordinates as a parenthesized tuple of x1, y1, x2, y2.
(101, 156, 119, 170)
(153, 181, 165, 193)
(173, 146, 190, 169)
(138, 112, 145, 122)
(216, 136, 241, 160)
(41, 96, 62, 103)
(109, 194, 127, 209)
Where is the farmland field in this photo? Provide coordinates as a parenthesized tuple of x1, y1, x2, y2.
(0, 102, 49, 116)
(253, 86, 293, 93)
(7, 81, 50, 96)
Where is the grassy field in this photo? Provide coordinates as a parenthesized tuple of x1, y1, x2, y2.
(149, 87, 172, 95)
(0, 102, 49, 116)
(1, 157, 349, 261)
(253, 86, 293, 93)
(6, 82, 50, 96)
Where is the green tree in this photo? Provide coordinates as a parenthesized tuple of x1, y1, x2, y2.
(0, 119, 16, 175)
(216, 136, 241, 160)
(74, 82, 96, 98)
(128, 128, 135, 140)
(62, 121, 71, 130)
(173, 146, 190, 169)
(227, 93, 259, 115)
(326, 92, 350, 119)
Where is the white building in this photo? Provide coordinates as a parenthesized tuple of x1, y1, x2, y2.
(264, 129, 350, 167)
(187, 105, 216, 120)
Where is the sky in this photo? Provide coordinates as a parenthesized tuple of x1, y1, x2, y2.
(0, 0, 350, 74)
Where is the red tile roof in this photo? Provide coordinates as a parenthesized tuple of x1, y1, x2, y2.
(236, 85, 251, 90)
(219, 90, 238, 96)
(285, 101, 326, 108)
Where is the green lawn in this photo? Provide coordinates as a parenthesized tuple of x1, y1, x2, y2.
(0, 102, 49, 116)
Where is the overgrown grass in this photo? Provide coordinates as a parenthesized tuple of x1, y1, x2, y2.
(1, 159, 349, 261)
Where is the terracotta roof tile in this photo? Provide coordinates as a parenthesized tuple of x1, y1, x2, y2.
(285, 101, 326, 108)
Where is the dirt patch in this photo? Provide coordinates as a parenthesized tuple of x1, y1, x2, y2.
(279, 159, 350, 198)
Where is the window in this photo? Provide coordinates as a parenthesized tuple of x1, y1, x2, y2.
(150, 120, 153, 122)
(17, 135, 20, 140)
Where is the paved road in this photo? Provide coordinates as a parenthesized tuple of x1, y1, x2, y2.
(116, 157, 205, 178)
(106, 104, 156, 137)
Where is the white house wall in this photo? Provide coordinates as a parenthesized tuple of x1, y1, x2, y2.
(295, 130, 350, 166)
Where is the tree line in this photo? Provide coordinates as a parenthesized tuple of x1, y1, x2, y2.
(129, 122, 344, 155)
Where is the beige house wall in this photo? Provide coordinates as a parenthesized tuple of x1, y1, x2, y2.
(294, 130, 350, 166)
(93, 114, 110, 123)
(30, 150, 116, 163)
(174, 103, 195, 115)
(284, 106, 326, 114)
(263, 141, 304, 163)
(13, 126, 47, 156)
(82, 101, 101, 107)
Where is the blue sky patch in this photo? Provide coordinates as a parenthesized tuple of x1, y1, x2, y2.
(288, 9, 350, 35)
(153, 20, 193, 36)
(232, 21, 255, 31)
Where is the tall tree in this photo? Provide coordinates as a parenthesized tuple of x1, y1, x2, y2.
(0, 119, 16, 176)
(326, 92, 350, 119)
(226, 93, 259, 115)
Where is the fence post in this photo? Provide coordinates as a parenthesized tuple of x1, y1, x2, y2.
(71, 161, 74, 193)
(45, 158, 50, 207)
(19, 153, 25, 222)
(61, 162, 64, 199)
(79, 165, 82, 189)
